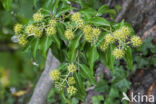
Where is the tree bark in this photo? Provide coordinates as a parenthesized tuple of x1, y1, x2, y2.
(29, 49, 60, 104)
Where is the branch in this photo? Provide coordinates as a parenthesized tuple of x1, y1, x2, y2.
(29, 49, 60, 104)
(115, 0, 133, 22)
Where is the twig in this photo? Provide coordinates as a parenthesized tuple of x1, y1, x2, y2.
(115, 0, 133, 22)
(29, 49, 60, 104)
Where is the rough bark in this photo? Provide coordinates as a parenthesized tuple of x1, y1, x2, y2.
(29, 49, 60, 104)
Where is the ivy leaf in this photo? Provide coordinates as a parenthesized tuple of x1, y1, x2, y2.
(31, 38, 40, 58)
(40, 36, 52, 57)
(92, 95, 104, 104)
(74, 73, 86, 101)
(1, 0, 12, 11)
(52, 34, 61, 49)
(79, 64, 96, 84)
(56, 7, 76, 17)
(68, 34, 82, 62)
(79, 8, 97, 19)
(100, 44, 115, 70)
(86, 46, 99, 70)
(87, 17, 110, 26)
(124, 46, 133, 70)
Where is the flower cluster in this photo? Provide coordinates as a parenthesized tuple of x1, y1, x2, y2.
(49, 70, 60, 81)
(67, 63, 77, 73)
(49, 63, 77, 96)
(99, 26, 142, 59)
(33, 12, 43, 22)
(14, 24, 23, 35)
(83, 25, 101, 45)
(71, 12, 84, 28)
(18, 35, 28, 46)
(67, 86, 77, 95)
(13, 9, 59, 46)
(64, 29, 74, 40)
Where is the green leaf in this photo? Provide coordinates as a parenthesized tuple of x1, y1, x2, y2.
(79, 64, 95, 84)
(57, 23, 66, 41)
(97, 4, 116, 18)
(95, 79, 109, 93)
(68, 34, 82, 62)
(1, 0, 13, 11)
(124, 46, 133, 70)
(109, 87, 119, 98)
(86, 46, 99, 70)
(100, 44, 115, 70)
(52, 35, 61, 49)
(79, 8, 97, 19)
(74, 73, 86, 100)
(92, 95, 104, 104)
(87, 17, 110, 26)
(52, 0, 60, 16)
(31, 38, 40, 58)
(55, 7, 76, 17)
(113, 79, 131, 92)
(40, 36, 52, 57)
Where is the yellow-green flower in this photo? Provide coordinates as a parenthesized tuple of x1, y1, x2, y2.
(75, 19, 84, 28)
(49, 70, 60, 81)
(84, 34, 92, 42)
(92, 28, 101, 36)
(68, 77, 75, 85)
(14, 24, 23, 34)
(18, 36, 28, 46)
(34, 27, 42, 37)
(99, 41, 108, 51)
(25, 24, 36, 35)
(131, 36, 142, 47)
(33, 12, 43, 22)
(83, 25, 92, 35)
(67, 86, 77, 95)
(71, 12, 81, 22)
(68, 63, 76, 73)
(105, 34, 114, 44)
(46, 26, 56, 36)
(65, 29, 74, 40)
(49, 19, 57, 27)
(112, 48, 124, 59)
(113, 30, 127, 41)
(120, 26, 130, 37)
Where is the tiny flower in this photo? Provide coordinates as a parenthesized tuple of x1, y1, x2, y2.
(49, 70, 60, 81)
(18, 36, 28, 46)
(120, 26, 130, 37)
(105, 34, 114, 44)
(131, 36, 142, 47)
(92, 28, 101, 36)
(68, 77, 75, 85)
(75, 19, 84, 28)
(99, 41, 108, 51)
(49, 19, 57, 27)
(65, 29, 74, 40)
(25, 24, 36, 35)
(112, 48, 124, 59)
(113, 30, 127, 41)
(33, 12, 43, 22)
(34, 27, 42, 37)
(84, 34, 92, 42)
(14, 24, 23, 34)
(68, 63, 76, 73)
(46, 26, 56, 36)
(67, 86, 77, 95)
(71, 12, 81, 22)
(83, 25, 92, 35)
